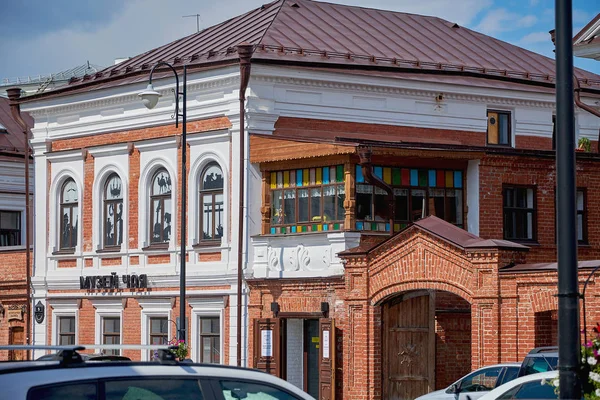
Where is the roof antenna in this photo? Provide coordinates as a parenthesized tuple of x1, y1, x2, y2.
(183, 14, 202, 33)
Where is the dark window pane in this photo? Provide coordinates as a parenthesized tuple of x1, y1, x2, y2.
(105, 379, 203, 400)
(215, 194, 224, 239)
(203, 194, 214, 239)
(0, 211, 21, 247)
(220, 380, 300, 400)
(373, 187, 387, 222)
(323, 186, 336, 221)
(356, 184, 372, 220)
(498, 113, 509, 145)
(514, 380, 557, 399)
(284, 190, 296, 224)
(394, 188, 409, 222)
(28, 383, 97, 400)
(459, 367, 501, 392)
(411, 189, 426, 221)
(298, 189, 309, 222)
(429, 188, 445, 220)
(310, 188, 321, 221)
(336, 185, 345, 221)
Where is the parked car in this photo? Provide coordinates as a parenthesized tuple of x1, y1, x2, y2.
(0, 346, 316, 400)
(517, 346, 558, 377)
(415, 363, 520, 400)
(478, 371, 558, 400)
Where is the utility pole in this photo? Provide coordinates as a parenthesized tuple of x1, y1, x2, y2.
(183, 14, 201, 33)
(555, 0, 581, 398)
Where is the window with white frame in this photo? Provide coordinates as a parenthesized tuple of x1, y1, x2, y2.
(199, 316, 220, 363)
(58, 316, 76, 345)
(102, 317, 121, 355)
(199, 163, 224, 244)
(150, 168, 172, 244)
(103, 173, 124, 248)
(59, 178, 78, 250)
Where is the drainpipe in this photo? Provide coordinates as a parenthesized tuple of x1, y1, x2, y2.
(6, 87, 31, 361)
(236, 42, 253, 367)
(357, 145, 395, 234)
(573, 77, 600, 152)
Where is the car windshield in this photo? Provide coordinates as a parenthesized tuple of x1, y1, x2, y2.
(521, 355, 558, 375)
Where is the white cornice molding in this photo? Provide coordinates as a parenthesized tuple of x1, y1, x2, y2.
(87, 143, 131, 157)
(24, 75, 241, 118)
(251, 74, 557, 109)
(45, 149, 85, 162)
(186, 129, 231, 145)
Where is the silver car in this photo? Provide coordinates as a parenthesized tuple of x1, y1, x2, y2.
(415, 363, 521, 400)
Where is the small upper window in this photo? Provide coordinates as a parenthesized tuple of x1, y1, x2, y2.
(199, 163, 224, 243)
(503, 185, 536, 241)
(60, 179, 78, 250)
(103, 174, 124, 248)
(577, 189, 587, 244)
(487, 110, 511, 146)
(150, 169, 172, 244)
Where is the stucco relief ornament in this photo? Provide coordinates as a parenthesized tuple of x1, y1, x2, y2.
(267, 246, 281, 272)
(288, 247, 299, 271)
(297, 245, 311, 270)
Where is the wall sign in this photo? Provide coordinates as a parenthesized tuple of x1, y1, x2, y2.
(322, 330, 330, 359)
(34, 301, 45, 324)
(261, 330, 273, 357)
(80, 272, 148, 290)
(7, 309, 23, 321)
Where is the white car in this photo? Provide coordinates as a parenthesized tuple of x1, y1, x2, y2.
(478, 371, 558, 400)
(0, 346, 316, 400)
(415, 363, 521, 400)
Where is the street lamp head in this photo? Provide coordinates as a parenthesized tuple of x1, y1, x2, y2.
(138, 84, 162, 109)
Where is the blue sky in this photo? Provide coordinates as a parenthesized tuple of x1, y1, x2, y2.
(0, 0, 598, 83)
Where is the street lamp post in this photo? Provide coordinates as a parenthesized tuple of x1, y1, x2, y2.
(139, 63, 188, 342)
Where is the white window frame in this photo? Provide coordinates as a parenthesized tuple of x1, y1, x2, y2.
(139, 298, 172, 361)
(50, 300, 79, 347)
(50, 171, 83, 254)
(189, 298, 224, 364)
(92, 299, 124, 355)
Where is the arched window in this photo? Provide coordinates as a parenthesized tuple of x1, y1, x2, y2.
(199, 163, 224, 242)
(60, 178, 78, 250)
(150, 168, 172, 244)
(104, 173, 123, 248)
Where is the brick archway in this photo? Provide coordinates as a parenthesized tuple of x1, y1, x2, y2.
(339, 216, 528, 400)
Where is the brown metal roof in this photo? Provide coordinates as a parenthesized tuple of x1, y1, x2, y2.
(500, 259, 600, 274)
(19, 0, 600, 102)
(0, 97, 31, 155)
(339, 215, 528, 256)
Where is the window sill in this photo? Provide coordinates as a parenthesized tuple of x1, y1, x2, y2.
(142, 243, 169, 251)
(505, 240, 539, 246)
(96, 247, 123, 254)
(0, 245, 28, 253)
(192, 241, 222, 250)
(52, 249, 76, 256)
(578, 243, 592, 248)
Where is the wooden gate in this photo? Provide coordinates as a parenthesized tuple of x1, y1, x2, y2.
(8, 326, 24, 361)
(319, 318, 335, 400)
(383, 292, 435, 400)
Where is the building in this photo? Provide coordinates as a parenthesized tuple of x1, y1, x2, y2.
(14, 0, 600, 399)
(0, 97, 32, 361)
(574, 13, 600, 61)
(0, 62, 104, 98)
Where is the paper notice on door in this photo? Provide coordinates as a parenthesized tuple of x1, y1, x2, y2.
(261, 330, 273, 357)
(323, 330, 330, 359)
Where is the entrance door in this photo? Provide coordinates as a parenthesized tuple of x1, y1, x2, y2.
(8, 326, 25, 361)
(383, 292, 435, 400)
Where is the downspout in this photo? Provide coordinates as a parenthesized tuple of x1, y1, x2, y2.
(236, 42, 253, 367)
(357, 145, 395, 235)
(573, 77, 600, 152)
(6, 87, 31, 360)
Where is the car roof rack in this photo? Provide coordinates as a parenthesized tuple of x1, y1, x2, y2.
(0, 345, 178, 366)
(528, 346, 558, 354)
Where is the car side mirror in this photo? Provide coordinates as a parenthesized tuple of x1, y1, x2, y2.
(450, 383, 461, 394)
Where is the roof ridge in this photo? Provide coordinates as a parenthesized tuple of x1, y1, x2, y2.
(258, 0, 286, 46)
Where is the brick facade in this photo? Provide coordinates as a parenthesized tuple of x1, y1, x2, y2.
(0, 250, 29, 361)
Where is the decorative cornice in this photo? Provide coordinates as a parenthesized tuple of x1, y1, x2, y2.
(24, 75, 241, 117)
(251, 74, 556, 109)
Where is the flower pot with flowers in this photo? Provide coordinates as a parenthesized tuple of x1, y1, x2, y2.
(168, 338, 189, 361)
(578, 137, 592, 153)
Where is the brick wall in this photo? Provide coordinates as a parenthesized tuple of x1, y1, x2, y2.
(0, 249, 29, 361)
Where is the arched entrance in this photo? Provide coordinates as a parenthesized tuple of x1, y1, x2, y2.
(382, 290, 472, 400)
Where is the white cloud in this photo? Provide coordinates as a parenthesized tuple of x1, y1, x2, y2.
(475, 8, 538, 34)
(519, 31, 552, 45)
(0, 0, 495, 80)
(529, 0, 539, 6)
